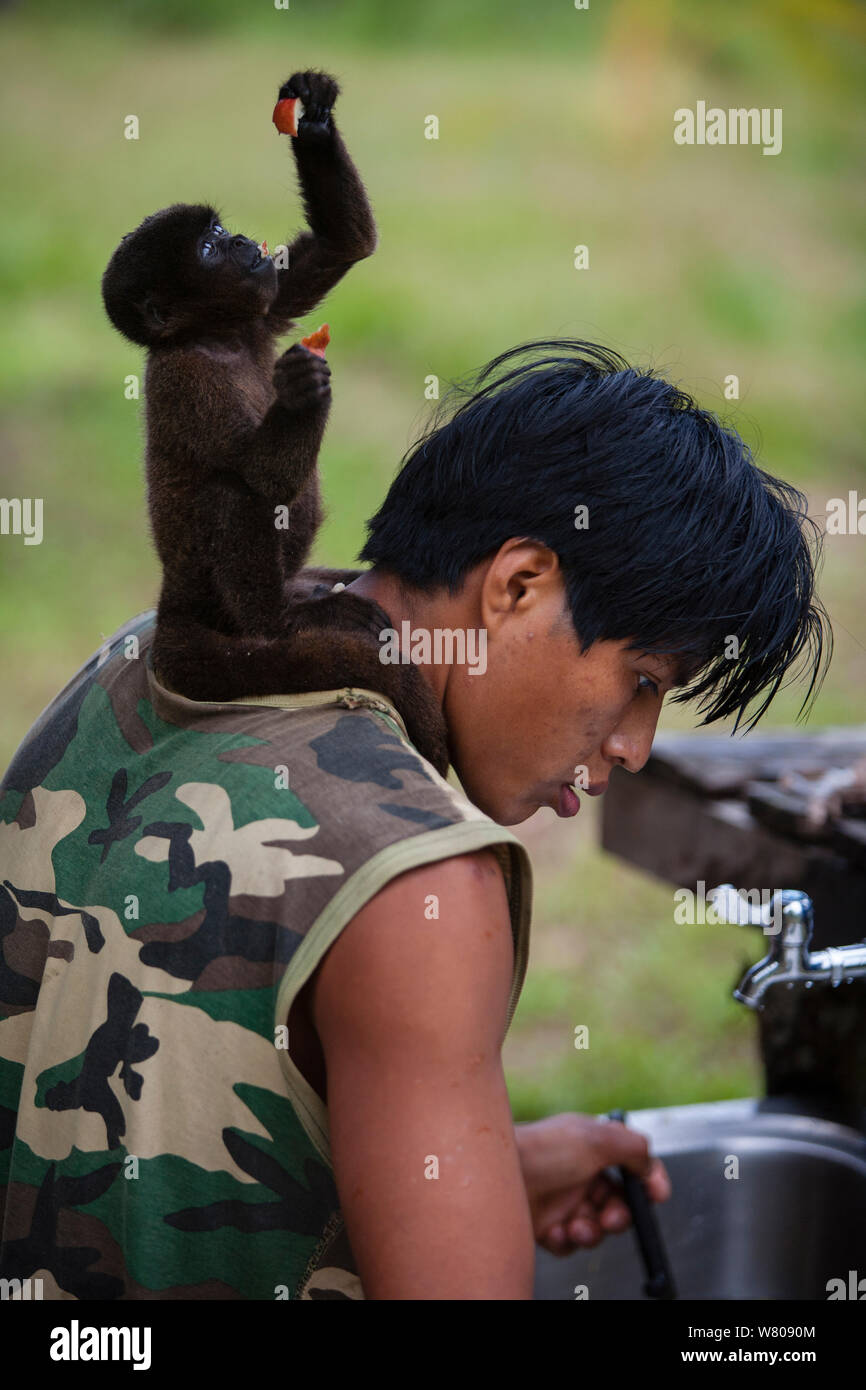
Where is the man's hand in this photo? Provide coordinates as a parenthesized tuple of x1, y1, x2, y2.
(514, 1113, 672, 1256)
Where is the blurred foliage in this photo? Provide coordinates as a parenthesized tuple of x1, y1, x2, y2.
(504, 802, 762, 1118)
(1, 0, 864, 1118)
(9, 0, 866, 88)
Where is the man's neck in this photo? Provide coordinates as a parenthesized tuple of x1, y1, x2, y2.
(344, 569, 451, 709)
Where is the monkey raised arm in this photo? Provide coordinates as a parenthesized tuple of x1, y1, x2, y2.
(267, 70, 378, 332)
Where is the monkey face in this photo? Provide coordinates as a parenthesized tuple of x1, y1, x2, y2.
(102, 203, 278, 347)
(195, 213, 277, 291)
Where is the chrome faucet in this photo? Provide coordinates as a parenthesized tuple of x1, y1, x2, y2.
(709, 885, 866, 1010)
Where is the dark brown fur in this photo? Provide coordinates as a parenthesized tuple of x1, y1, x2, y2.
(102, 70, 449, 773)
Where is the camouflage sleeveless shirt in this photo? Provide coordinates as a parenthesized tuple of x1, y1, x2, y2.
(0, 610, 532, 1300)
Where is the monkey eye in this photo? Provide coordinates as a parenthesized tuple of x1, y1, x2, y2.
(200, 223, 226, 261)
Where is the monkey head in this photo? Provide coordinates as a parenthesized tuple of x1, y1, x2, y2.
(101, 203, 279, 347)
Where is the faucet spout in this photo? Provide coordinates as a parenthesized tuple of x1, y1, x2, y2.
(708, 885, 866, 1009)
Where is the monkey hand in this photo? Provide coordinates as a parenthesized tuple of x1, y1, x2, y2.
(277, 69, 340, 139)
(272, 343, 331, 414)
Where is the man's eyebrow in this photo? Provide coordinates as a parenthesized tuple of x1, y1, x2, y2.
(670, 654, 705, 687)
(668, 663, 690, 687)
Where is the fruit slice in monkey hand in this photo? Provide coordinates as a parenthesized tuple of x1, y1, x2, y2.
(272, 97, 299, 136)
(300, 324, 330, 358)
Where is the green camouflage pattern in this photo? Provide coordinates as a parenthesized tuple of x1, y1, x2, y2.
(0, 610, 532, 1299)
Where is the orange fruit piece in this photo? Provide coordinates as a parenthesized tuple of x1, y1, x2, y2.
(272, 97, 298, 136)
(301, 323, 330, 358)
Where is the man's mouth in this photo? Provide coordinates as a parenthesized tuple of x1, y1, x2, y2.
(557, 784, 581, 818)
(551, 778, 608, 818)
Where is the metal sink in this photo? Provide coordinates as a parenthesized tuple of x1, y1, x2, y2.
(533, 1098, 866, 1300)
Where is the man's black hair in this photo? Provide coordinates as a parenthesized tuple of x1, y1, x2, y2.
(359, 338, 831, 731)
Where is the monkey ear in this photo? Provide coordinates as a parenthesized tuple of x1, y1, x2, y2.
(143, 298, 167, 331)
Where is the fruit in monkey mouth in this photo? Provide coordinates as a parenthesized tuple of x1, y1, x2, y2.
(272, 98, 299, 136)
(301, 323, 330, 357)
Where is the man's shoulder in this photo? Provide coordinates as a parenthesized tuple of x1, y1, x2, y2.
(127, 615, 494, 848)
(1, 610, 526, 937)
(2, 610, 503, 881)
(310, 847, 516, 1057)
(0, 610, 158, 802)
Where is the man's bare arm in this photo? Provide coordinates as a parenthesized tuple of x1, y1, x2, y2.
(310, 849, 535, 1300)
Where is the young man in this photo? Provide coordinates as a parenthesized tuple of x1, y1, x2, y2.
(0, 340, 828, 1300)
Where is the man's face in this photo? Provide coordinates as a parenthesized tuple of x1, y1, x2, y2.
(444, 544, 686, 826)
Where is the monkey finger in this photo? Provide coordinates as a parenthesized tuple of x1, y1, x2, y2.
(300, 106, 332, 129)
(278, 343, 330, 366)
(273, 368, 331, 390)
(273, 376, 331, 404)
(274, 354, 331, 386)
(276, 393, 331, 417)
(282, 70, 339, 110)
(280, 72, 310, 103)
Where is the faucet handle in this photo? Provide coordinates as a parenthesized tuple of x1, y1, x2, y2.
(708, 884, 770, 928)
(708, 884, 814, 945)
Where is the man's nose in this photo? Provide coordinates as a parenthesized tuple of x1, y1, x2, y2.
(600, 710, 660, 775)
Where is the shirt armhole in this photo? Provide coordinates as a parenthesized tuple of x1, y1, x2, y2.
(273, 821, 532, 1168)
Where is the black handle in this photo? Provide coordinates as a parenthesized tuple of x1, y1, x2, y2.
(607, 1109, 677, 1300)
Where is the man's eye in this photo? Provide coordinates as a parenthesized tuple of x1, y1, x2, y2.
(637, 674, 660, 697)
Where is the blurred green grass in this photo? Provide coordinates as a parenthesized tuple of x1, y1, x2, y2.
(503, 800, 762, 1118)
(1, 2, 864, 1120)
